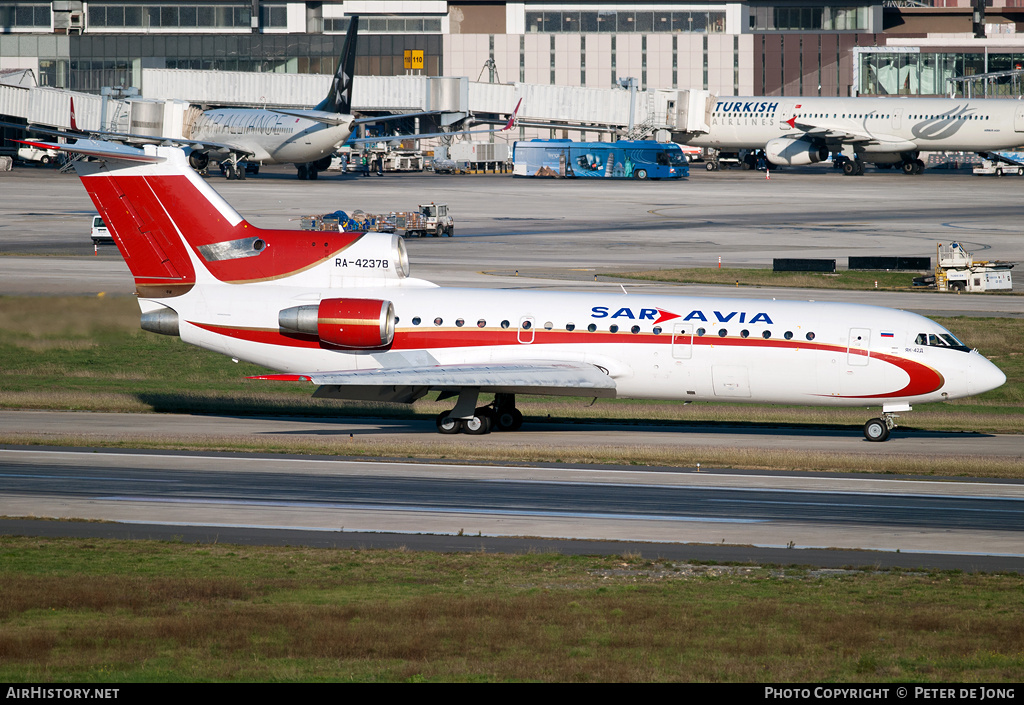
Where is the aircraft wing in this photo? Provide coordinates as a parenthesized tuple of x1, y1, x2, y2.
(7, 122, 255, 160)
(268, 108, 353, 126)
(788, 117, 876, 145)
(252, 360, 617, 402)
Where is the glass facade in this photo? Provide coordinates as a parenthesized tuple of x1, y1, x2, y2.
(0, 2, 51, 29)
(750, 5, 870, 32)
(324, 17, 443, 34)
(527, 10, 726, 33)
(87, 3, 252, 30)
(859, 51, 1024, 96)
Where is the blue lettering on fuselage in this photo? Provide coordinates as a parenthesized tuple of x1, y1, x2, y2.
(591, 307, 773, 326)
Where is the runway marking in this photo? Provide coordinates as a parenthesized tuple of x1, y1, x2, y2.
(95, 495, 764, 524)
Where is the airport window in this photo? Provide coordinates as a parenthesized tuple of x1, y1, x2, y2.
(0, 3, 50, 29)
(88, 3, 251, 29)
(261, 3, 287, 28)
(532, 9, 724, 34)
(412, 317, 421, 325)
(327, 15, 442, 34)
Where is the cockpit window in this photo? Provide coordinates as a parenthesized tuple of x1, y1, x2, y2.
(916, 331, 970, 352)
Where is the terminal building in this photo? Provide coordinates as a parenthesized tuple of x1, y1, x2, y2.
(2, 1, 1024, 149)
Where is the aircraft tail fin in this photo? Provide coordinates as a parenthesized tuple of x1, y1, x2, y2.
(69, 96, 79, 131)
(503, 99, 522, 131)
(314, 15, 359, 114)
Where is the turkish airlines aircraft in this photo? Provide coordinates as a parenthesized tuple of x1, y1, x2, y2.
(29, 138, 1006, 441)
(688, 96, 1024, 175)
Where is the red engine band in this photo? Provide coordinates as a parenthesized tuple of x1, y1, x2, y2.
(317, 298, 395, 350)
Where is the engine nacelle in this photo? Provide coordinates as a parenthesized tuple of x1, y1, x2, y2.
(765, 136, 829, 166)
(279, 298, 395, 350)
(188, 151, 210, 172)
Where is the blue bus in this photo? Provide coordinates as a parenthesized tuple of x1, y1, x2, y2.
(512, 139, 689, 180)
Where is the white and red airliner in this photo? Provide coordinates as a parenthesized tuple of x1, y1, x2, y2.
(32, 138, 1005, 441)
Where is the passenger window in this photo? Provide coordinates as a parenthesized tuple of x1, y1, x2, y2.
(501, 320, 510, 329)
(784, 331, 793, 340)
(434, 317, 443, 326)
(631, 325, 640, 334)
(477, 319, 486, 328)
(696, 328, 705, 336)
(455, 318, 464, 327)
(566, 323, 575, 331)
(806, 332, 815, 341)
(587, 323, 597, 332)
(412, 317, 421, 325)
(653, 326, 662, 335)
(522, 320, 532, 330)
(718, 329, 728, 337)
(609, 324, 618, 333)
(740, 329, 749, 338)
(762, 331, 771, 339)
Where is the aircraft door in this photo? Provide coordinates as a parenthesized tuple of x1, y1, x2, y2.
(671, 323, 693, 359)
(892, 109, 903, 131)
(518, 316, 535, 344)
(1015, 104, 1024, 133)
(847, 328, 870, 366)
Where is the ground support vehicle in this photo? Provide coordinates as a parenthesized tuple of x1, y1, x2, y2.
(300, 203, 453, 238)
(513, 140, 688, 179)
(90, 215, 112, 245)
(935, 242, 1014, 293)
(972, 151, 1024, 177)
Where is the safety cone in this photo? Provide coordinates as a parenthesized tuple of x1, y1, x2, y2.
(766, 169, 770, 181)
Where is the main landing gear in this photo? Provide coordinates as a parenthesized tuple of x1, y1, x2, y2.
(435, 392, 523, 435)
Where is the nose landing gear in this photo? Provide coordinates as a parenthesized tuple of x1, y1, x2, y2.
(864, 411, 902, 442)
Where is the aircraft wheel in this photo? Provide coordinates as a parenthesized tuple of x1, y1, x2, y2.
(705, 162, 717, 172)
(634, 168, 648, 180)
(495, 408, 523, 432)
(863, 418, 890, 442)
(901, 161, 916, 175)
(236, 165, 246, 181)
(436, 412, 462, 435)
(309, 168, 318, 180)
(462, 414, 492, 435)
(915, 158, 925, 174)
(842, 161, 859, 176)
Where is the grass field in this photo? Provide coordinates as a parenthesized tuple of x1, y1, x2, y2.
(1, 536, 1022, 683)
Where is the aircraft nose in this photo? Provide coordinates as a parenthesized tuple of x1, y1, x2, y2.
(968, 355, 1006, 396)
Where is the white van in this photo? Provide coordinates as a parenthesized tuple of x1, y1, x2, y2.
(90, 215, 112, 245)
(17, 145, 60, 166)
